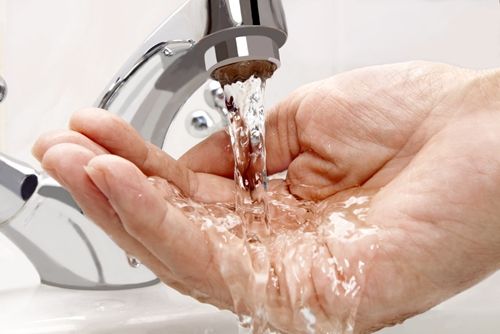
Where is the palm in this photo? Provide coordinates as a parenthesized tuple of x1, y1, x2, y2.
(259, 63, 500, 330)
(33, 62, 500, 333)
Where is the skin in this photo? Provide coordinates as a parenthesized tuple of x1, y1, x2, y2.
(33, 61, 500, 333)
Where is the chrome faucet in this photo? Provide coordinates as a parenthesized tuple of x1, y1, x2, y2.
(0, 154, 159, 290)
(97, 0, 287, 147)
(0, 0, 287, 290)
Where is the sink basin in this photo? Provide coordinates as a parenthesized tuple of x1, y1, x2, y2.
(379, 272, 500, 333)
(2, 274, 499, 334)
(0, 283, 238, 334)
(1, 231, 499, 333)
(0, 233, 237, 334)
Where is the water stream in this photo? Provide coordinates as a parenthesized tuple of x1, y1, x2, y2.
(164, 75, 380, 333)
(223, 76, 270, 242)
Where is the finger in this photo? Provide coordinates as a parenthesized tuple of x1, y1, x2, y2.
(179, 131, 234, 178)
(85, 154, 233, 307)
(40, 143, 183, 288)
(70, 108, 149, 165)
(180, 86, 308, 177)
(32, 129, 108, 162)
(70, 108, 234, 203)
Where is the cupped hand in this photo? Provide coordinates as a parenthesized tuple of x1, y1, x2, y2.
(33, 61, 500, 333)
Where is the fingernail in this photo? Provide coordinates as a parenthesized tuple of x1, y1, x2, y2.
(84, 165, 111, 197)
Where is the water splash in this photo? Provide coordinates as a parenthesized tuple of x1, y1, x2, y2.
(161, 76, 380, 333)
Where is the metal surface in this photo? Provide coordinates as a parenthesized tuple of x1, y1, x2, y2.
(98, 39, 195, 110)
(204, 79, 226, 111)
(96, 0, 287, 148)
(186, 109, 216, 138)
(0, 154, 38, 223)
(0, 75, 6, 103)
(0, 153, 159, 290)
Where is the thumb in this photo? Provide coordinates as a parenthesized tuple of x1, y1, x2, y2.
(179, 86, 309, 177)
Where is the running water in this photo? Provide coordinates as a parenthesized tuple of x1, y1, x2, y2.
(160, 75, 380, 333)
(223, 76, 270, 241)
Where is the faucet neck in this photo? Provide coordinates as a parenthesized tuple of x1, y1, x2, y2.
(207, 0, 287, 41)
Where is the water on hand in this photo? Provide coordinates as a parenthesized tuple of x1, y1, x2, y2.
(161, 76, 380, 333)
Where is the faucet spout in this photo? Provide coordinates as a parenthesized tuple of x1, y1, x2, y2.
(96, 0, 287, 148)
(203, 0, 287, 74)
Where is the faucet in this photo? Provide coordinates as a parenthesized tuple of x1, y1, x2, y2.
(97, 0, 287, 147)
(0, 0, 287, 290)
(0, 154, 160, 290)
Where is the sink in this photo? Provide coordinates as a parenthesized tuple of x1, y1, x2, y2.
(0, 282, 237, 334)
(0, 233, 238, 334)
(379, 272, 500, 333)
(1, 224, 499, 333)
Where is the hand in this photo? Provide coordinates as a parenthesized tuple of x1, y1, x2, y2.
(33, 61, 500, 333)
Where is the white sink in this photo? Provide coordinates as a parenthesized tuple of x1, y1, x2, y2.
(1, 231, 500, 333)
(0, 233, 238, 334)
(0, 283, 238, 334)
(2, 276, 499, 334)
(379, 272, 500, 333)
